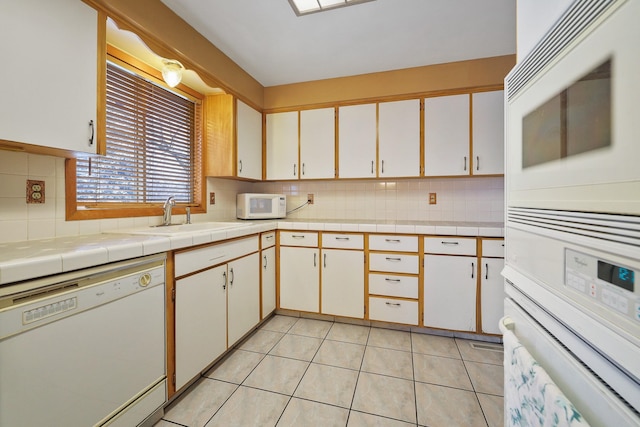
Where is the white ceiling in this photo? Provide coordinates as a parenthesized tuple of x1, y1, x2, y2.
(160, 0, 516, 87)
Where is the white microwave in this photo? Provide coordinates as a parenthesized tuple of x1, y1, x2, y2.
(236, 193, 286, 219)
(505, 0, 640, 216)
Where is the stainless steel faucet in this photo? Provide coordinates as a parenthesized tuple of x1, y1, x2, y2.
(162, 196, 176, 226)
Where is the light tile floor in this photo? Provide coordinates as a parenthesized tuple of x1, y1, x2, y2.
(155, 315, 504, 427)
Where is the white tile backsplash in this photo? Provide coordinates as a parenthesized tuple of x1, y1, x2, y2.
(0, 152, 504, 243)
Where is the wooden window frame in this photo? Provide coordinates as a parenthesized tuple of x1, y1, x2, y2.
(66, 45, 206, 221)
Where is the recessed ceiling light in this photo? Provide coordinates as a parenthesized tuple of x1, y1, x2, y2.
(288, 0, 375, 16)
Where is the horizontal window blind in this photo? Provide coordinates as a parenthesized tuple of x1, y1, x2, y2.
(77, 61, 200, 205)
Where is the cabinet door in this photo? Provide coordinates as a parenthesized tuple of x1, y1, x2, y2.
(261, 247, 276, 319)
(237, 100, 263, 180)
(378, 99, 421, 177)
(472, 90, 504, 175)
(321, 249, 364, 318)
(266, 111, 298, 180)
(338, 104, 377, 178)
(0, 0, 97, 154)
(424, 94, 470, 176)
(279, 247, 319, 312)
(175, 265, 227, 390)
(300, 108, 335, 179)
(228, 253, 260, 346)
(480, 257, 505, 334)
(423, 255, 477, 331)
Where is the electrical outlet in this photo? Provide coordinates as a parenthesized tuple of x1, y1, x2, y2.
(27, 180, 45, 204)
(210, 192, 215, 204)
(307, 194, 314, 204)
(429, 192, 437, 205)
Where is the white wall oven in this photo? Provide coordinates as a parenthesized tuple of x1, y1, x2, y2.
(506, 0, 640, 215)
(504, 0, 640, 425)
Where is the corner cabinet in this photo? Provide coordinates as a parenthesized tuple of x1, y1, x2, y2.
(205, 96, 262, 180)
(266, 111, 299, 180)
(0, 0, 99, 154)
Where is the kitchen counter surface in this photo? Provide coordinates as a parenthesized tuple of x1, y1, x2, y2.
(0, 219, 502, 285)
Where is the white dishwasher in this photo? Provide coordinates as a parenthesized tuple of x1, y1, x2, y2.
(0, 254, 167, 427)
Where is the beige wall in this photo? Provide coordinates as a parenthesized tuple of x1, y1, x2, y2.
(264, 55, 516, 110)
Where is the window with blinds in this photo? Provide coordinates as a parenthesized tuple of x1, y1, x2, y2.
(76, 61, 201, 206)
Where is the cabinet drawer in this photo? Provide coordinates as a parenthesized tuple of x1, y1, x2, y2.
(369, 253, 419, 274)
(424, 237, 476, 256)
(481, 239, 504, 258)
(175, 236, 259, 277)
(369, 235, 418, 252)
(279, 231, 318, 247)
(369, 274, 418, 299)
(369, 297, 418, 325)
(322, 233, 364, 250)
(261, 232, 276, 249)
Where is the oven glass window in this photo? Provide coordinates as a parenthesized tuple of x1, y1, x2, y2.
(250, 198, 273, 214)
(522, 59, 611, 168)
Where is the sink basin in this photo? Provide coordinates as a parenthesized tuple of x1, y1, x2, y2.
(108, 222, 250, 236)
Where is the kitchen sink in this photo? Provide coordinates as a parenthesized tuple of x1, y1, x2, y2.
(107, 222, 251, 236)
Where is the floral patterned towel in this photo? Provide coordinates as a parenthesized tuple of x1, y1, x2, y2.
(503, 327, 590, 427)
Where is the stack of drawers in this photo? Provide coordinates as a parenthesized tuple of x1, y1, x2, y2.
(367, 235, 419, 325)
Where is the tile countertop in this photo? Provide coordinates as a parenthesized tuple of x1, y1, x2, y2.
(0, 219, 503, 286)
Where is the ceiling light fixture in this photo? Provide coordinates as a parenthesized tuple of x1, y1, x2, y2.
(161, 59, 184, 88)
(288, 0, 375, 16)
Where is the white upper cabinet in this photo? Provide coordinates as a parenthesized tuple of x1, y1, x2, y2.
(236, 100, 263, 180)
(338, 104, 377, 178)
(424, 94, 470, 176)
(378, 99, 421, 177)
(300, 108, 335, 179)
(0, 0, 98, 154)
(472, 90, 504, 175)
(266, 111, 299, 180)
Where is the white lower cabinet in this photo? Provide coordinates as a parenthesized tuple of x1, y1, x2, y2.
(227, 253, 260, 346)
(480, 256, 505, 334)
(174, 236, 260, 392)
(279, 246, 320, 312)
(423, 254, 477, 332)
(261, 246, 276, 319)
(175, 265, 227, 391)
(321, 249, 364, 318)
(369, 297, 419, 325)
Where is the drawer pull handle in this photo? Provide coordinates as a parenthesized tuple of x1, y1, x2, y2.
(476, 155, 479, 171)
(385, 257, 402, 262)
(335, 237, 350, 241)
(264, 255, 268, 269)
(385, 278, 401, 282)
(371, 160, 374, 174)
(441, 241, 459, 245)
(485, 263, 488, 280)
(324, 253, 327, 268)
(265, 235, 274, 240)
(464, 156, 467, 171)
(385, 302, 401, 307)
(314, 253, 317, 267)
(229, 268, 235, 287)
(222, 271, 227, 290)
(385, 239, 401, 243)
(471, 262, 475, 279)
(292, 235, 305, 239)
(209, 254, 226, 262)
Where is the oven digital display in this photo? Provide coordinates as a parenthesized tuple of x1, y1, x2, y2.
(597, 260, 635, 292)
